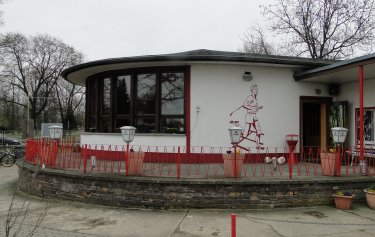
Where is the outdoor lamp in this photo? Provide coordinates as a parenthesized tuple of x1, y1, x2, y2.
(331, 127, 349, 177)
(331, 127, 348, 144)
(228, 126, 243, 145)
(48, 125, 63, 140)
(120, 126, 136, 143)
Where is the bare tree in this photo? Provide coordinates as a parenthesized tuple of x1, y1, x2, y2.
(260, 0, 375, 59)
(0, 33, 84, 131)
(0, 0, 4, 27)
(240, 23, 276, 55)
(55, 78, 85, 130)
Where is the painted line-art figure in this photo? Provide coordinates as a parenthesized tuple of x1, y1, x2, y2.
(230, 84, 264, 151)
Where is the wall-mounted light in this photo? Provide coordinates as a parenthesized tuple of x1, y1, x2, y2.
(315, 88, 322, 95)
(242, 71, 253, 81)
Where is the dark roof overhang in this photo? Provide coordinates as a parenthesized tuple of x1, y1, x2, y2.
(294, 53, 375, 84)
(62, 49, 333, 86)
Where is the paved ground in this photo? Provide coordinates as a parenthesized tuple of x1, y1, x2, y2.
(1, 165, 375, 237)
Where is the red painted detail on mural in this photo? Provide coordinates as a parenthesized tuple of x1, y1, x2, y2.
(229, 84, 264, 150)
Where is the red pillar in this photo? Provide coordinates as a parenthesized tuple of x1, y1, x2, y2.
(234, 146, 237, 177)
(125, 143, 129, 176)
(177, 146, 181, 179)
(231, 213, 236, 237)
(359, 65, 364, 161)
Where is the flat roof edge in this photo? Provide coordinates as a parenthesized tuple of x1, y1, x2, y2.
(294, 53, 375, 81)
(62, 53, 331, 80)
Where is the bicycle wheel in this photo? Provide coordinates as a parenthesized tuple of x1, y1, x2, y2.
(1, 154, 15, 167)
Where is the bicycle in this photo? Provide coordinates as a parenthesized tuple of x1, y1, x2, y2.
(0, 145, 24, 167)
(0, 148, 16, 167)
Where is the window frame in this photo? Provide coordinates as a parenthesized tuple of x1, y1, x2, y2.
(355, 106, 375, 146)
(86, 66, 189, 134)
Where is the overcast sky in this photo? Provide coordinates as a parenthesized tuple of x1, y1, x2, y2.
(1, 0, 274, 61)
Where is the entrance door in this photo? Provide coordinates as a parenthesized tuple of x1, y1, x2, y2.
(303, 103, 321, 148)
(300, 97, 332, 150)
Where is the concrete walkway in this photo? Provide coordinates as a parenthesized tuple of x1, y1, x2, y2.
(1, 166, 375, 237)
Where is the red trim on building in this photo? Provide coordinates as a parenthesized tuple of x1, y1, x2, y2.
(186, 66, 191, 152)
(359, 65, 364, 160)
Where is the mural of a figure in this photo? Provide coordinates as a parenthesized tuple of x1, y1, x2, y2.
(230, 84, 264, 150)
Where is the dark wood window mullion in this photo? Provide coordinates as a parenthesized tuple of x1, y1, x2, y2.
(155, 70, 161, 133)
(130, 72, 135, 126)
(110, 76, 114, 132)
(95, 79, 100, 132)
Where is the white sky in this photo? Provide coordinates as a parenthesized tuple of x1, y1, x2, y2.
(1, 0, 274, 61)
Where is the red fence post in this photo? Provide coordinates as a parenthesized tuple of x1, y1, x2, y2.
(125, 143, 129, 176)
(234, 146, 238, 178)
(177, 146, 181, 179)
(83, 144, 87, 173)
(231, 213, 236, 237)
(337, 144, 341, 176)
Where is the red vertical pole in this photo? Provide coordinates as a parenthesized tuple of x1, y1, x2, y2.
(288, 147, 293, 179)
(186, 67, 191, 154)
(125, 143, 129, 176)
(359, 65, 364, 161)
(83, 144, 87, 173)
(231, 213, 236, 237)
(234, 146, 237, 177)
(337, 144, 341, 176)
(177, 146, 181, 179)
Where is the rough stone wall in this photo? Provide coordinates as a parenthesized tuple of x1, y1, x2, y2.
(17, 163, 375, 209)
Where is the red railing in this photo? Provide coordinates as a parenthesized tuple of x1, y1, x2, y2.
(24, 139, 375, 179)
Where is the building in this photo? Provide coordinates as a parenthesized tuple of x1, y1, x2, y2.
(62, 49, 375, 153)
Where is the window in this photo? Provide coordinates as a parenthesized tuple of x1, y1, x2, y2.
(116, 75, 131, 115)
(136, 73, 156, 115)
(355, 107, 375, 145)
(102, 78, 111, 115)
(87, 67, 188, 134)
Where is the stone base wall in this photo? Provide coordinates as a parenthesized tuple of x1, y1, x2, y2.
(17, 162, 375, 209)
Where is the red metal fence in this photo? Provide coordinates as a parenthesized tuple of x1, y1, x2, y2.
(24, 138, 375, 179)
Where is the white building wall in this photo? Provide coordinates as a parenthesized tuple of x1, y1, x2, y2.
(80, 133, 186, 148)
(336, 78, 375, 146)
(80, 62, 336, 149)
(190, 63, 330, 148)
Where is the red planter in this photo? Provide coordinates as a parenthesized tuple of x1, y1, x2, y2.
(332, 194, 354, 210)
(364, 189, 375, 209)
(223, 154, 244, 178)
(127, 152, 145, 175)
(320, 153, 338, 176)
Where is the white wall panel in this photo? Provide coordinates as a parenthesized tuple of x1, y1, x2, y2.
(190, 64, 329, 148)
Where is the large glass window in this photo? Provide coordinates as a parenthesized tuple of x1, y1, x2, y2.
(161, 73, 184, 115)
(87, 67, 188, 133)
(356, 107, 375, 145)
(116, 75, 131, 114)
(102, 78, 111, 115)
(136, 73, 156, 115)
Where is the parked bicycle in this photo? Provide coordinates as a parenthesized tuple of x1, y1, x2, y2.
(0, 145, 25, 167)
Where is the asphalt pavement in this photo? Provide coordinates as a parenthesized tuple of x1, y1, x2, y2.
(1, 165, 375, 237)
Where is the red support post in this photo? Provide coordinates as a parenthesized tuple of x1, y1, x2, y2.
(125, 143, 129, 176)
(288, 154, 293, 179)
(359, 65, 364, 161)
(337, 144, 341, 176)
(177, 146, 181, 179)
(83, 144, 87, 173)
(231, 213, 236, 237)
(234, 146, 237, 178)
